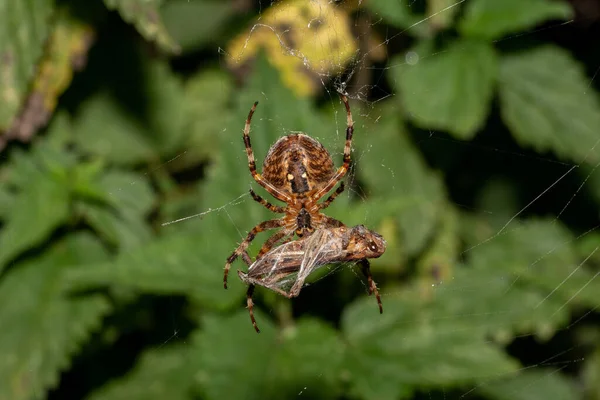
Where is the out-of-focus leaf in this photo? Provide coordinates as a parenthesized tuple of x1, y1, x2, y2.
(427, 0, 461, 31)
(0, 234, 111, 400)
(103, 0, 180, 53)
(583, 346, 600, 400)
(64, 226, 244, 310)
(342, 293, 520, 400)
(95, 170, 156, 217)
(264, 318, 345, 398)
(226, 0, 357, 96)
(141, 60, 186, 155)
(458, 0, 573, 41)
(499, 45, 600, 164)
(173, 69, 233, 168)
(80, 203, 153, 250)
(477, 369, 579, 400)
(73, 93, 157, 164)
(162, 0, 234, 54)
(365, 0, 429, 36)
(0, 171, 70, 271)
(192, 312, 277, 400)
(392, 39, 497, 138)
(5, 12, 95, 145)
(468, 219, 600, 311)
(352, 102, 445, 255)
(0, 0, 53, 132)
(87, 345, 193, 400)
(416, 204, 459, 288)
(191, 313, 344, 400)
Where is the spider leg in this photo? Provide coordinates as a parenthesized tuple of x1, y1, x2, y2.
(318, 182, 345, 210)
(249, 189, 285, 213)
(321, 216, 345, 228)
(358, 259, 383, 314)
(245, 284, 260, 333)
(243, 102, 292, 204)
(256, 228, 294, 259)
(311, 94, 354, 201)
(224, 219, 284, 289)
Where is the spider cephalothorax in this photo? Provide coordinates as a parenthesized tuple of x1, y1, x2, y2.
(223, 93, 355, 288)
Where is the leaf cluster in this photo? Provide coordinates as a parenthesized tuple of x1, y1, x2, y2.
(0, 1, 599, 399)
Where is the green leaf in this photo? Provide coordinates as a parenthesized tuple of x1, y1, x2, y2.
(94, 170, 156, 218)
(264, 318, 344, 398)
(175, 69, 233, 167)
(499, 45, 600, 164)
(79, 203, 153, 250)
(192, 313, 344, 400)
(478, 369, 579, 400)
(0, 234, 111, 400)
(342, 294, 520, 400)
(88, 345, 194, 400)
(103, 0, 180, 53)
(65, 226, 245, 309)
(192, 312, 278, 400)
(0, 170, 70, 271)
(352, 102, 445, 255)
(73, 93, 157, 165)
(583, 346, 600, 400)
(162, 0, 235, 54)
(468, 219, 600, 311)
(0, 0, 54, 130)
(392, 39, 498, 139)
(365, 0, 429, 37)
(459, 0, 573, 41)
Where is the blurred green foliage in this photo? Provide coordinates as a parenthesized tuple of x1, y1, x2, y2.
(0, 0, 599, 399)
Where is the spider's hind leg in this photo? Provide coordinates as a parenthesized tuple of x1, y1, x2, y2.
(224, 219, 284, 289)
(246, 284, 260, 333)
(359, 259, 383, 314)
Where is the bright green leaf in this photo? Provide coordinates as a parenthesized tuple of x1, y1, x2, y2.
(0, 0, 54, 130)
(0, 234, 111, 400)
(499, 45, 600, 164)
(103, 0, 180, 53)
(88, 345, 194, 400)
(459, 0, 573, 41)
(0, 172, 70, 271)
(392, 39, 498, 138)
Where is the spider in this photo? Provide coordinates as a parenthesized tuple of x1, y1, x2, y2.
(238, 225, 386, 332)
(223, 93, 355, 289)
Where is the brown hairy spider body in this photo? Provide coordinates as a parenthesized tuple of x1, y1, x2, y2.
(223, 93, 355, 289)
(238, 225, 386, 332)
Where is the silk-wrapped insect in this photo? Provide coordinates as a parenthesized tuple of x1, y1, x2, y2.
(237, 224, 386, 332)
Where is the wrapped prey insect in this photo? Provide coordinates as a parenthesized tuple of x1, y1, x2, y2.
(237, 224, 386, 332)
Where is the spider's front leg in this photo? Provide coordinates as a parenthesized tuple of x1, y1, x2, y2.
(311, 94, 354, 202)
(223, 219, 284, 289)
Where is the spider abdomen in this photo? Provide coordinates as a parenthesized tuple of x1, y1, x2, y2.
(262, 133, 335, 195)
